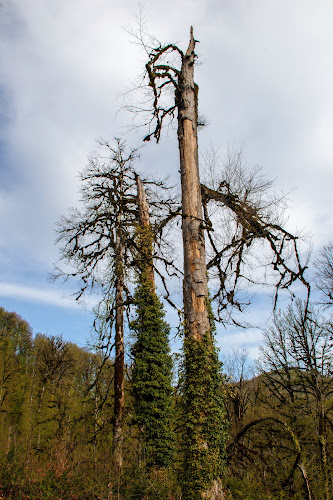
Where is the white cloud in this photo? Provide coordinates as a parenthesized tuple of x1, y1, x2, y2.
(0, 282, 96, 309)
(0, 0, 332, 342)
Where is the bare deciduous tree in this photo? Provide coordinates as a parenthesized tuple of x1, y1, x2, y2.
(314, 242, 333, 307)
(223, 347, 253, 431)
(258, 300, 333, 498)
(53, 138, 179, 480)
(200, 147, 310, 324)
(53, 139, 139, 476)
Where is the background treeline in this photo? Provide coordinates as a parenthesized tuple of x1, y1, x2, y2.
(225, 299, 333, 499)
(0, 306, 118, 499)
(1, 299, 333, 499)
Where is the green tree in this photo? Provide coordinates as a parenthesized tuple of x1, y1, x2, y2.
(0, 308, 33, 459)
(131, 267, 174, 468)
(131, 176, 175, 468)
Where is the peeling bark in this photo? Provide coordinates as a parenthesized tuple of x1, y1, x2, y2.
(136, 174, 150, 228)
(178, 29, 224, 500)
(177, 27, 210, 343)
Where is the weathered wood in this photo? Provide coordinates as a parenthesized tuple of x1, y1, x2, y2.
(177, 28, 225, 500)
(113, 197, 125, 473)
(298, 463, 312, 500)
(136, 174, 150, 228)
(202, 480, 225, 500)
(135, 174, 155, 290)
(177, 27, 211, 342)
(144, 28, 225, 499)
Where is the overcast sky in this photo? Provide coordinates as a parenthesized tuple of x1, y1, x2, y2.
(0, 0, 332, 358)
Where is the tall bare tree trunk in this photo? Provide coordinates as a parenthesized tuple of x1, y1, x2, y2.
(136, 174, 150, 228)
(135, 174, 155, 290)
(144, 26, 225, 498)
(176, 28, 225, 500)
(113, 208, 125, 479)
(177, 27, 211, 343)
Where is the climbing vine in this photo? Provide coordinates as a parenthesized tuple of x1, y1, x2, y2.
(180, 310, 228, 499)
(131, 225, 175, 468)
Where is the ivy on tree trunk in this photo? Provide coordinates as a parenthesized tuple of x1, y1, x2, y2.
(144, 27, 227, 498)
(131, 176, 175, 468)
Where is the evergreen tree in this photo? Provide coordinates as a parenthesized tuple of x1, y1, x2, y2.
(131, 268, 174, 468)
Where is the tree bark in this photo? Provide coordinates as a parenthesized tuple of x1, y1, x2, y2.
(136, 174, 150, 228)
(298, 463, 312, 500)
(177, 27, 211, 343)
(177, 28, 225, 500)
(144, 28, 225, 498)
(135, 174, 155, 290)
(113, 210, 125, 474)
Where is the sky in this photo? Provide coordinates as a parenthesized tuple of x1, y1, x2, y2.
(0, 0, 332, 360)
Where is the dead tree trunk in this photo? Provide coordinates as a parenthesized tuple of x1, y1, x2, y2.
(135, 174, 155, 290)
(177, 27, 211, 343)
(136, 174, 150, 228)
(54, 138, 143, 483)
(177, 29, 225, 500)
(143, 27, 226, 499)
(113, 198, 125, 476)
(141, 26, 309, 499)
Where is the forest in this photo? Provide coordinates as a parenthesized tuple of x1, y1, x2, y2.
(1, 291, 333, 499)
(1, 25, 333, 500)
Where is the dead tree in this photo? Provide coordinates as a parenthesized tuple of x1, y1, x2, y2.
(199, 147, 310, 324)
(143, 27, 210, 339)
(53, 139, 179, 478)
(176, 29, 211, 343)
(143, 27, 226, 499)
(113, 155, 125, 473)
(139, 26, 310, 499)
(131, 174, 175, 468)
(53, 139, 139, 476)
(135, 173, 155, 290)
(141, 27, 309, 317)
